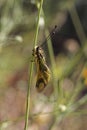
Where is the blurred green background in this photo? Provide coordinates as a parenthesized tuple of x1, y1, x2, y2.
(0, 0, 87, 130)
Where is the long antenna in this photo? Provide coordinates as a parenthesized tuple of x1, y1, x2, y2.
(41, 25, 57, 46)
(40, 25, 58, 46)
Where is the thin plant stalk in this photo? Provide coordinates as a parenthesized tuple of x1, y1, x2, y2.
(45, 29, 59, 98)
(42, 9, 59, 102)
(24, 0, 43, 130)
(68, 4, 86, 45)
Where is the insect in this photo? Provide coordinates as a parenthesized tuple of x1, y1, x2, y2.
(32, 26, 57, 92)
(32, 46, 51, 92)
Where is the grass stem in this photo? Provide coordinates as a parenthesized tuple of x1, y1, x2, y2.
(24, 0, 43, 130)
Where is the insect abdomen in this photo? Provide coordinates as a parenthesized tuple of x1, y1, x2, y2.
(36, 78, 46, 92)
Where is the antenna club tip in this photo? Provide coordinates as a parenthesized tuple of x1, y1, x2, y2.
(52, 25, 57, 35)
(55, 25, 57, 28)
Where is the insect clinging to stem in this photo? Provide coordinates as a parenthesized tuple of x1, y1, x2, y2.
(32, 25, 57, 92)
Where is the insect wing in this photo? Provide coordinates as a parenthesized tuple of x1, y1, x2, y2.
(36, 62, 51, 92)
(33, 45, 51, 92)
